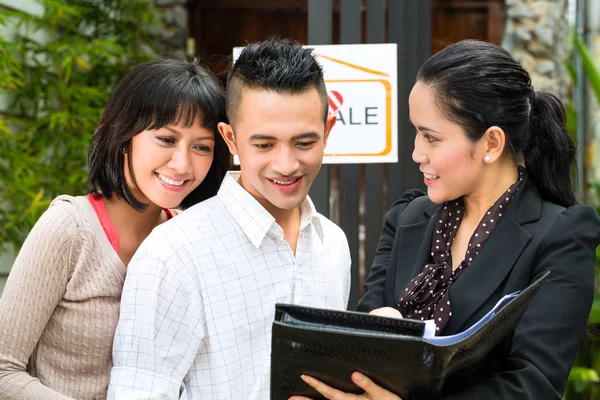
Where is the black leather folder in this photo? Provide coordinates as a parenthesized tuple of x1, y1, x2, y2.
(271, 271, 550, 399)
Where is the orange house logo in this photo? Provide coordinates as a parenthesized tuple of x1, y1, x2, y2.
(313, 51, 395, 160)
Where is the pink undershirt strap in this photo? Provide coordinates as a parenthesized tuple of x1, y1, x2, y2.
(86, 194, 175, 253)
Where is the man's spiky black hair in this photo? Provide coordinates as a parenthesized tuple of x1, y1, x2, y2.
(226, 38, 329, 124)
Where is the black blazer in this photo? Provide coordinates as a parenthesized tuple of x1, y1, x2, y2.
(356, 176, 600, 399)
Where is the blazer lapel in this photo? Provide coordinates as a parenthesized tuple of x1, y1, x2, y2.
(443, 176, 541, 334)
(392, 205, 440, 311)
(443, 214, 532, 333)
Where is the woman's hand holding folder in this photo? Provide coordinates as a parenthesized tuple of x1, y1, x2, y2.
(369, 308, 403, 319)
(289, 372, 402, 400)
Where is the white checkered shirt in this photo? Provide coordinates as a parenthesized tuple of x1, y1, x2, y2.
(108, 171, 351, 399)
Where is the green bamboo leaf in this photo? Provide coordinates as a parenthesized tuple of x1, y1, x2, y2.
(27, 189, 45, 214)
(588, 299, 600, 324)
(568, 366, 600, 393)
(576, 36, 600, 105)
(565, 102, 577, 135)
(565, 60, 577, 84)
(61, 56, 73, 85)
(75, 56, 90, 70)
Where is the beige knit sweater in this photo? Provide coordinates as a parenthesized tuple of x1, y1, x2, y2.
(0, 195, 126, 399)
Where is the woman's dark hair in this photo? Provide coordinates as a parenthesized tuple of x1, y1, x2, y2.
(88, 58, 230, 211)
(417, 40, 576, 207)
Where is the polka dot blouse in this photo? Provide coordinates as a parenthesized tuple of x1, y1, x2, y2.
(397, 167, 525, 334)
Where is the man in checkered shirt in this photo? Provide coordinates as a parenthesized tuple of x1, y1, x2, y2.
(108, 38, 351, 399)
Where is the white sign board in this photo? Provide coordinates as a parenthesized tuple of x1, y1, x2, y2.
(232, 43, 398, 164)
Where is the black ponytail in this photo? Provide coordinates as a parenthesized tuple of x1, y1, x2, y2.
(525, 91, 576, 206)
(417, 40, 577, 207)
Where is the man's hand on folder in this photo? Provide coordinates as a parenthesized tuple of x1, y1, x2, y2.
(289, 372, 402, 400)
(369, 307, 403, 319)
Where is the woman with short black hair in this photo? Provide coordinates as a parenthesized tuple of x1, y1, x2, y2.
(0, 58, 230, 400)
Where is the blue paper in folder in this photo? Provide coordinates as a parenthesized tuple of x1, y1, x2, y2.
(423, 291, 521, 344)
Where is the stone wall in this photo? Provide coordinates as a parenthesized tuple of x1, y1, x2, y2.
(153, 0, 188, 57)
(502, 0, 569, 101)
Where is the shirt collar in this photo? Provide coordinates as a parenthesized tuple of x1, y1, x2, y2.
(217, 171, 325, 248)
(299, 193, 324, 243)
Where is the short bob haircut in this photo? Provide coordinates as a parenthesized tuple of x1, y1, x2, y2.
(88, 58, 230, 211)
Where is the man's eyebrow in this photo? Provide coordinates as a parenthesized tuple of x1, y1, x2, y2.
(249, 134, 277, 141)
(292, 132, 320, 140)
(248, 132, 321, 141)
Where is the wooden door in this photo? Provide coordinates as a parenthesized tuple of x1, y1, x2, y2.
(188, 0, 506, 80)
(431, 0, 505, 53)
(187, 0, 370, 80)
(188, 0, 310, 80)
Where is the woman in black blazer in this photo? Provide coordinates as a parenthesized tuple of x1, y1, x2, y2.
(292, 40, 600, 399)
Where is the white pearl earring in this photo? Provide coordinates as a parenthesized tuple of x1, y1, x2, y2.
(484, 155, 491, 162)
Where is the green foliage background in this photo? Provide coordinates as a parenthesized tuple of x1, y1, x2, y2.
(0, 0, 161, 250)
(563, 37, 600, 400)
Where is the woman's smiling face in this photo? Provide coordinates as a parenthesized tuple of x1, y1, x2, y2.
(410, 81, 487, 204)
(125, 120, 215, 210)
